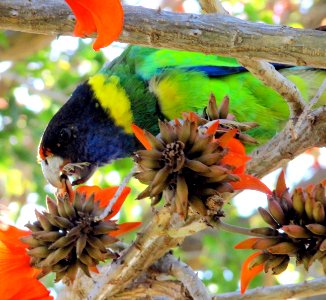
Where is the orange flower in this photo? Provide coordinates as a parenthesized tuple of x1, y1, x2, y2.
(76, 185, 141, 235)
(217, 130, 272, 195)
(131, 124, 152, 150)
(65, 0, 124, 51)
(0, 225, 52, 300)
(275, 170, 287, 198)
(239, 251, 264, 294)
(234, 237, 259, 249)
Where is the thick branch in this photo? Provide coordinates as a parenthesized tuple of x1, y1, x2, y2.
(237, 59, 305, 117)
(0, 1, 326, 68)
(247, 106, 326, 178)
(0, 31, 53, 61)
(212, 277, 326, 300)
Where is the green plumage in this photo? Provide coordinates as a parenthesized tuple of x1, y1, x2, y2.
(102, 46, 326, 144)
(40, 45, 326, 187)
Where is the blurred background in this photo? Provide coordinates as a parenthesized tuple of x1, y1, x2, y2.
(0, 0, 325, 297)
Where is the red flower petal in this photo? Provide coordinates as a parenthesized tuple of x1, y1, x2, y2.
(8, 278, 52, 300)
(76, 185, 101, 197)
(225, 138, 246, 155)
(231, 174, 272, 195)
(218, 129, 238, 147)
(0, 224, 30, 250)
(65, 0, 124, 50)
(188, 112, 199, 123)
(174, 118, 181, 126)
(89, 266, 99, 274)
(221, 152, 250, 171)
(76, 185, 131, 219)
(65, 0, 96, 36)
(240, 252, 264, 294)
(206, 120, 219, 135)
(97, 187, 131, 220)
(0, 226, 52, 299)
(110, 222, 142, 237)
(131, 124, 152, 150)
(275, 170, 287, 198)
(234, 238, 259, 249)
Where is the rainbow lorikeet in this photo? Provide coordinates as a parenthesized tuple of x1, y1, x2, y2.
(39, 46, 326, 188)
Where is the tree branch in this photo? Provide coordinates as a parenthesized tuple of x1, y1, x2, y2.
(0, 1, 325, 68)
(198, 0, 306, 117)
(212, 277, 326, 300)
(155, 253, 211, 300)
(247, 106, 326, 178)
(0, 31, 53, 61)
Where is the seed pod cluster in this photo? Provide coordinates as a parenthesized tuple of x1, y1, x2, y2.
(134, 116, 242, 219)
(197, 94, 258, 144)
(248, 252, 290, 275)
(248, 178, 326, 275)
(21, 192, 119, 283)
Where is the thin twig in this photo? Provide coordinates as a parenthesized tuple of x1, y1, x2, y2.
(98, 167, 135, 220)
(210, 218, 270, 237)
(307, 79, 326, 110)
(212, 277, 326, 300)
(247, 106, 326, 178)
(294, 79, 326, 137)
(198, 0, 228, 14)
(237, 59, 306, 118)
(156, 253, 211, 300)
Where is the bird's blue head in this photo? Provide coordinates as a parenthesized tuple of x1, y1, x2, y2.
(39, 74, 136, 188)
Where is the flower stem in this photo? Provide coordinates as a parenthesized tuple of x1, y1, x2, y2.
(210, 218, 267, 237)
(99, 167, 136, 220)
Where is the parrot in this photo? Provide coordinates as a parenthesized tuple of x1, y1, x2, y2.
(38, 46, 326, 188)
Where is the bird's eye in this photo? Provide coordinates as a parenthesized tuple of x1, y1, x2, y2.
(59, 128, 72, 142)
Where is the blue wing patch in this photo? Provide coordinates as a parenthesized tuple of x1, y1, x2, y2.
(157, 63, 292, 78)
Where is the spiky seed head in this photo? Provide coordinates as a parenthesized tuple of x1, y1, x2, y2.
(21, 192, 119, 283)
(134, 113, 244, 219)
(246, 177, 326, 277)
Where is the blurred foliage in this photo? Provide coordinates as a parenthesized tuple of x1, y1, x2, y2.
(0, 0, 325, 296)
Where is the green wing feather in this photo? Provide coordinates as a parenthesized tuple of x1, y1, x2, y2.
(105, 46, 326, 145)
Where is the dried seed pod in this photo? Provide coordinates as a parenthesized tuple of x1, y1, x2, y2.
(23, 191, 121, 283)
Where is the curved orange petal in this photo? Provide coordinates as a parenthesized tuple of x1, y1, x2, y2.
(131, 124, 152, 150)
(102, 187, 131, 220)
(110, 222, 142, 237)
(306, 183, 314, 193)
(275, 170, 287, 198)
(188, 112, 199, 123)
(0, 225, 30, 250)
(218, 129, 238, 147)
(65, 0, 96, 36)
(234, 238, 260, 249)
(74, 186, 131, 219)
(221, 152, 250, 170)
(231, 174, 272, 195)
(76, 185, 101, 198)
(226, 137, 246, 155)
(206, 120, 219, 135)
(9, 278, 52, 300)
(240, 252, 264, 294)
(89, 266, 99, 274)
(65, 0, 124, 50)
